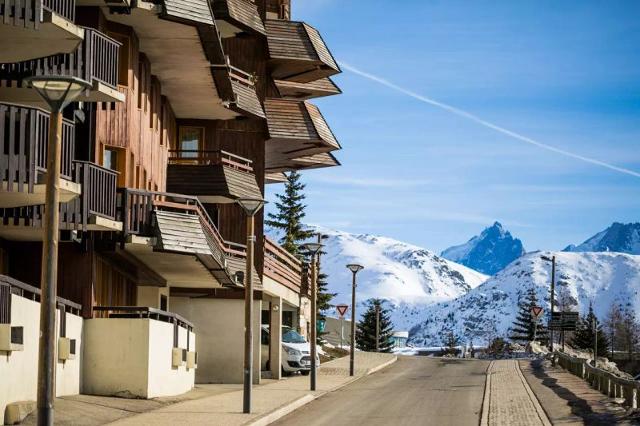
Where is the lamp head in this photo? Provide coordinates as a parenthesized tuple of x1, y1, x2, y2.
(346, 264, 364, 273)
(540, 255, 553, 262)
(300, 242, 323, 255)
(236, 197, 265, 217)
(25, 76, 91, 111)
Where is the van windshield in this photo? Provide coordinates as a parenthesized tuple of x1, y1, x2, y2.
(282, 327, 306, 344)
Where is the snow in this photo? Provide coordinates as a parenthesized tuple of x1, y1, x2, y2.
(408, 251, 640, 347)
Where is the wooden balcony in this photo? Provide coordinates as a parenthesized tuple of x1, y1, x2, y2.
(267, 152, 341, 174)
(0, 0, 84, 63)
(263, 236, 302, 293)
(119, 189, 248, 288)
(0, 103, 80, 208)
(274, 78, 341, 101)
(0, 28, 123, 107)
(166, 150, 262, 204)
(0, 161, 121, 241)
(211, 62, 265, 119)
(212, 0, 265, 38)
(265, 20, 340, 83)
(263, 99, 340, 173)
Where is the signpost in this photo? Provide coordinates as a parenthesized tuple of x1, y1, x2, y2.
(549, 312, 579, 331)
(336, 304, 349, 349)
(530, 306, 544, 342)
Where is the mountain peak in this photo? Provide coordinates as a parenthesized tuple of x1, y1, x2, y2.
(441, 222, 525, 275)
(564, 222, 640, 254)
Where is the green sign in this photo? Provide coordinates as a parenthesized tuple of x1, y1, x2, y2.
(316, 319, 326, 333)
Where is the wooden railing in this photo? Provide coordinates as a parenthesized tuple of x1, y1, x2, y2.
(0, 103, 75, 193)
(555, 352, 640, 409)
(0, 27, 120, 90)
(73, 161, 117, 220)
(118, 189, 230, 267)
(263, 236, 303, 292)
(0, 274, 82, 318)
(168, 149, 253, 172)
(0, 0, 75, 29)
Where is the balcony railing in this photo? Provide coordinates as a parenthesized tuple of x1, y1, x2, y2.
(92, 306, 194, 332)
(263, 236, 302, 292)
(0, 27, 120, 90)
(211, 59, 265, 119)
(0, 103, 75, 193)
(168, 149, 253, 172)
(0, 0, 75, 29)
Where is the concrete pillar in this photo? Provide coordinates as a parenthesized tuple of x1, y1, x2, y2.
(269, 297, 282, 380)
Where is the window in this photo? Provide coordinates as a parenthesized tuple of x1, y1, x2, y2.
(103, 148, 118, 172)
(103, 147, 126, 187)
(178, 127, 204, 159)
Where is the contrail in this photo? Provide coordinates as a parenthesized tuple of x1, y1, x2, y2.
(338, 61, 640, 179)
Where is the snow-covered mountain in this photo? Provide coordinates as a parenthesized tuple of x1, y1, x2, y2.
(564, 222, 640, 255)
(408, 251, 640, 346)
(316, 228, 488, 330)
(441, 222, 525, 275)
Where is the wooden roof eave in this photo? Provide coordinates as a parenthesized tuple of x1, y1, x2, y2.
(212, 0, 266, 37)
(274, 77, 342, 100)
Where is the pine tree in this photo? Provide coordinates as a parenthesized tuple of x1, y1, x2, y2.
(603, 302, 623, 357)
(619, 305, 640, 359)
(265, 171, 313, 256)
(510, 286, 548, 344)
(444, 331, 459, 355)
(356, 299, 394, 352)
(570, 302, 609, 357)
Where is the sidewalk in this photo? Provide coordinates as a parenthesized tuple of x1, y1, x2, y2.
(106, 352, 396, 426)
(519, 359, 633, 425)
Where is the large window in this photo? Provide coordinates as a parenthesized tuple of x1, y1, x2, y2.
(178, 126, 204, 159)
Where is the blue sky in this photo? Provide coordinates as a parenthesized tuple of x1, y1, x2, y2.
(265, 0, 640, 253)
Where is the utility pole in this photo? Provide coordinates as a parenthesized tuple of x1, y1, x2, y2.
(375, 304, 380, 352)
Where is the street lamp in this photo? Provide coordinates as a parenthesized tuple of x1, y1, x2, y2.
(236, 197, 265, 414)
(346, 264, 364, 376)
(541, 255, 556, 352)
(300, 241, 323, 391)
(26, 75, 90, 426)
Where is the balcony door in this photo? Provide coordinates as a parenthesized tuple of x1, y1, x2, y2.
(178, 126, 204, 164)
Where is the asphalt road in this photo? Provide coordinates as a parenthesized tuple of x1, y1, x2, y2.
(273, 356, 490, 426)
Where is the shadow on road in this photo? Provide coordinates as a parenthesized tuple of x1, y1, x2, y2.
(528, 359, 621, 425)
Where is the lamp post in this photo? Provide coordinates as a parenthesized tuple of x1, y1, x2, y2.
(375, 303, 380, 352)
(300, 241, 323, 391)
(541, 255, 556, 352)
(25, 76, 90, 426)
(236, 197, 265, 414)
(346, 264, 364, 376)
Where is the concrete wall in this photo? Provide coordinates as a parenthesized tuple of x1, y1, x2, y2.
(82, 318, 195, 398)
(171, 297, 261, 384)
(1, 295, 82, 418)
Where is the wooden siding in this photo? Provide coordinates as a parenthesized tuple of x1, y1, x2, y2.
(265, 19, 340, 83)
(154, 210, 211, 255)
(274, 77, 341, 100)
(213, 0, 266, 35)
(167, 164, 262, 202)
(162, 0, 214, 25)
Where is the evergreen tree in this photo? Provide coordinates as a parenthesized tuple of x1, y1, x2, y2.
(570, 302, 609, 357)
(316, 240, 336, 343)
(619, 305, 640, 358)
(265, 171, 314, 256)
(510, 286, 548, 344)
(356, 299, 394, 352)
(604, 302, 623, 357)
(444, 331, 459, 355)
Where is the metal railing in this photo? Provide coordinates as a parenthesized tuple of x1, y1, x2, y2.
(0, 0, 74, 28)
(168, 149, 253, 172)
(0, 274, 82, 317)
(555, 352, 640, 409)
(0, 27, 120, 90)
(263, 236, 302, 292)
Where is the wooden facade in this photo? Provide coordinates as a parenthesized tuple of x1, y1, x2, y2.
(0, 0, 342, 320)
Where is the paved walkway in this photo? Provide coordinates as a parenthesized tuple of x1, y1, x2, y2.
(107, 352, 396, 426)
(482, 360, 552, 426)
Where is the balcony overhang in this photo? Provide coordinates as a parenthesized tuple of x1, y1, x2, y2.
(265, 20, 340, 83)
(211, 64, 265, 119)
(0, 179, 80, 208)
(0, 81, 123, 108)
(265, 172, 287, 184)
(212, 0, 266, 38)
(104, 0, 239, 120)
(274, 78, 341, 100)
(264, 99, 340, 171)
(265, 152, 341, 174)
(0, 10, 84, 63)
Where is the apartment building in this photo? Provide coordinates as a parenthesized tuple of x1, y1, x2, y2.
(0, 0, 341, 416)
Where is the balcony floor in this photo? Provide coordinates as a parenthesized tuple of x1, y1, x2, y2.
(0, 82, 124, 110)
(0, 12, 84, 63)
(0, 178, 80, 208)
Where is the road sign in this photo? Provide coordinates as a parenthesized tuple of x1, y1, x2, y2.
(530, 306, 544, 321)
(336, 304, 349, 318)
(549, 311, 579, 331)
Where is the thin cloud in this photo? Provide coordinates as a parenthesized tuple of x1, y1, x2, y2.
(339, 61, 640, 179)
(308, 175, 433, 188)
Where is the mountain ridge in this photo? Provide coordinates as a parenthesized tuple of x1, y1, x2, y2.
(564, 222, 640, 255)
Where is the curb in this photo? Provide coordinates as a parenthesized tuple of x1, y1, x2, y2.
(479, 361, 493, 426)
(515, 360, 552, 426)
(245, 355, 398, 426)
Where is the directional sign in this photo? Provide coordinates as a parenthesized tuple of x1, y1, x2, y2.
(336, 304, 349, 318)
(530, 306, 544, 321)
(549, 311, 579, 331)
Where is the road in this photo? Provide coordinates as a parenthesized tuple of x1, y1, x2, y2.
(273, 356, 489, 426)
